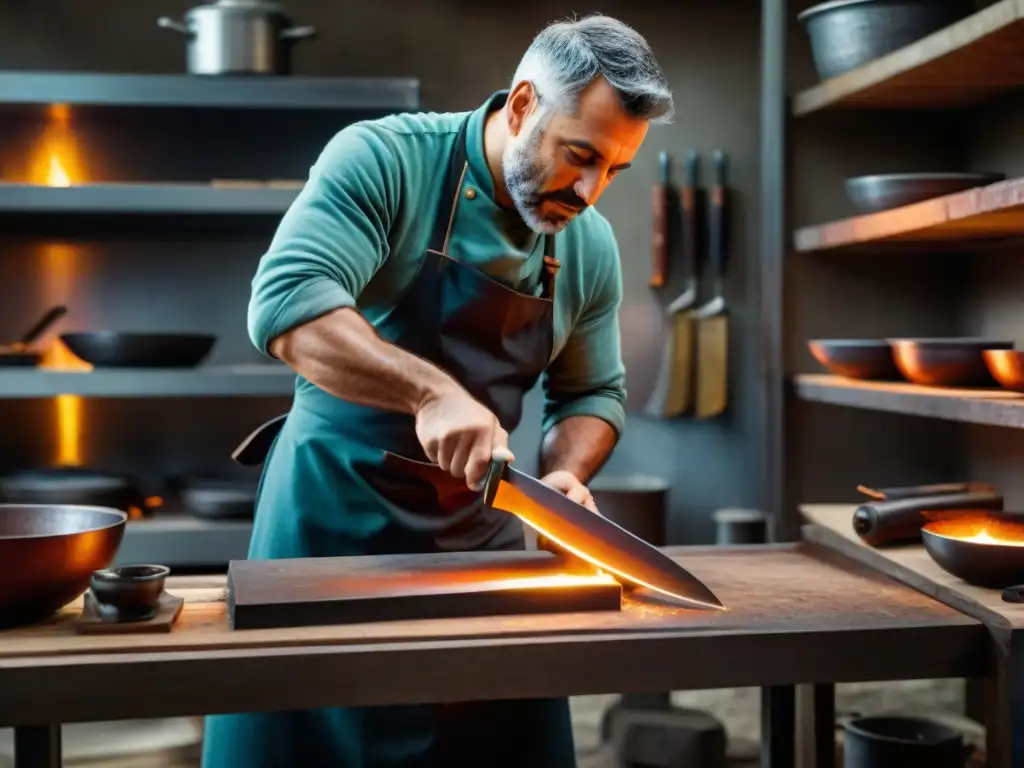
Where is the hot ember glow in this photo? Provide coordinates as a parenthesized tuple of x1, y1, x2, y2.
(925, 516, 1024, 547)
(27, 103, 92, 467)
(484, 572, 617, 590)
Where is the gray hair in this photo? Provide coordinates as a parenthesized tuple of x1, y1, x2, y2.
(511, 14, 674, 124)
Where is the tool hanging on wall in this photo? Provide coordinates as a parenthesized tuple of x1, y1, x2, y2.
(645, 149, 703, 418)
(694, 150, 731, 419)
(649, 151, 672, 289)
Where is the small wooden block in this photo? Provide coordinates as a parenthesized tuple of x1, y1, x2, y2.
(227, 549, 623, 630)
(76, 592, 185, 635)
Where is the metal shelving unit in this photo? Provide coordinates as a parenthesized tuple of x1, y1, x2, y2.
(0, 72, 421, 111)
(0, 182, 301, 215)
(0, 365, 295, 398)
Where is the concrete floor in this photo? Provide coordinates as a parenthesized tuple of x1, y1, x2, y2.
(0, 678, 980, 767)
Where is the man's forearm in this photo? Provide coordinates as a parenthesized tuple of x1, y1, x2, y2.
(269, 307, 457, 414)
(539, 415, 617, 483)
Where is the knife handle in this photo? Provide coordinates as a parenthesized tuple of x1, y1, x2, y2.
(650, 151, 671, 288)
(481, 457, 509, 508)
(679, 150, 700, 286)
(856, 482, 998, 501)
(708, 150, 729, 282)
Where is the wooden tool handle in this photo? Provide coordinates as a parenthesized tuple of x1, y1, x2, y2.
(650, 151, 671, 288)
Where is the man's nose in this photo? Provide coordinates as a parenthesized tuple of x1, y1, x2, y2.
(574, 170, 605, 206)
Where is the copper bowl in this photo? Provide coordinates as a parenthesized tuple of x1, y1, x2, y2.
(922, 515, 1024, 588)
(808, 339, 901, 381)
(888, 338, 1013, 387)
(0, 504, 127, 628)
(982, 349, 1024, 392)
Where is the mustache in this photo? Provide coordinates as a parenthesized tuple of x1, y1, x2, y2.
(530, 188, 588, 212)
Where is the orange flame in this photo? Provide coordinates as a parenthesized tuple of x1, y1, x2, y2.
(27, 104, 91, 467)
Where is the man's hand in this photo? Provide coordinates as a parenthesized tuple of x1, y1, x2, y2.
(415, 382, 513, 491)
(540, 470, 598, 513)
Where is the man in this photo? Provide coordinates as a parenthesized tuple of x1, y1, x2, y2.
(202, 13, 673, 768)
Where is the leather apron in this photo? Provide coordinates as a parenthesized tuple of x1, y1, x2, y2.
(201, 117, 577, 768)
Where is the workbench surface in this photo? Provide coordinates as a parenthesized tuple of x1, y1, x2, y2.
(0, 543, 985, 726)
(802, 504, 1024, 632)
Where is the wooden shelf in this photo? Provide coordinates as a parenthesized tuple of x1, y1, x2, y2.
(794, 374, 1024, 428)
(0, 73, 421, 112)
(0, 182, 302, 216)
(794, 177, 1024, 253)
(0, 365, 295, 398)
(793, 0, 1024, 116)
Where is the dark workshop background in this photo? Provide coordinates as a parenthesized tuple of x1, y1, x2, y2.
(0, 0, 764, 544)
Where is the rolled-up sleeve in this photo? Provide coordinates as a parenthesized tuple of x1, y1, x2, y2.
(541, 222, 627, 438)
(247, 124, 400, 356)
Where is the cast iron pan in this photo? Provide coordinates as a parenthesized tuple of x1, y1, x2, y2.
(921, 513, 1024, 588)
(176, 475, 257, 520)
(844, 172, 1005, 214)
(0, 503, 127, 628)
(888, 338, 1014, 387)
(0, 468, 153, 518)
(807, 339, 900, 381)
(60, 332, 217, 368)
(0, 305, 68, 367)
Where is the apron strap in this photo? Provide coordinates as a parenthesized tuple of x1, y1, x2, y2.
(540, 236, 559, 299)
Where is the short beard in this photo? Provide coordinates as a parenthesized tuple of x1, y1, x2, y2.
(501, 119, 568, 235)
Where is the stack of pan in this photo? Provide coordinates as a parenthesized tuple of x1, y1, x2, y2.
(808, 337, 1024, 390)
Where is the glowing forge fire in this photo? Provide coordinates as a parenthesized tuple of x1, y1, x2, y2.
(26, 104, 92, 467)
(482, 572, 617, 590)
(926, 516, 1024, 547)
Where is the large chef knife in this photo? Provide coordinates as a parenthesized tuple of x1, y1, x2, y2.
(481, 457, 724, 611)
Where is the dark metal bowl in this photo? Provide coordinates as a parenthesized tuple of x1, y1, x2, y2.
(888, 338, 1014, 387)
(60, 332, 216, 368)
(922, 516, 1024, 588)
(982, 349, 1024, 392)
(90, 564, 169, 620)
(798, 0, 976, 81)
(0, 504, 127, 628)
(845, 173, 1006, 214)
(808, 339, 901, 380)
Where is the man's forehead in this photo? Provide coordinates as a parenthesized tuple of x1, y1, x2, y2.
(553, 85, 649, 163)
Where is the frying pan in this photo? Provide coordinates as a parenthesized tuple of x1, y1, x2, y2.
(175, 474, 257, 520)
(0, 305, 68, 367)
(60, 331, 217, 368)
(0, 503, 127, 628)
(921, 514, 1024, 588)
(0, 468, 155, 518)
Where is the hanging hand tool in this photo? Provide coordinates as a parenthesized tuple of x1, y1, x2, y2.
(649, 151, 672, 288)
(695, 150, 730, 420)
(645, 149, 702, 418)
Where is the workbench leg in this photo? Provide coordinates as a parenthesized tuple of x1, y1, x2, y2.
(800, 683, 835, 768)
(761, 685, 795, 768)
(985, 630, 1024, 768)
(13, 725, 61, 768)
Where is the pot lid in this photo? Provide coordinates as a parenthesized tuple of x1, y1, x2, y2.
(192, 0, 286, 12)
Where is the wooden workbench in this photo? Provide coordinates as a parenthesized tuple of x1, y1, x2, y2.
(0, 543, 986, 768)
(802, 504, 1024, 768)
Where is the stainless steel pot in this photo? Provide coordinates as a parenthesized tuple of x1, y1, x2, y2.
(158, 0, 317, 76)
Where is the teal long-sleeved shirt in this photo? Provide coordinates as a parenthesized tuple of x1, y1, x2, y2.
(248, 91, 627, 438)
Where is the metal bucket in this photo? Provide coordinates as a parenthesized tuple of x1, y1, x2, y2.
(843, 715, 970, 768)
